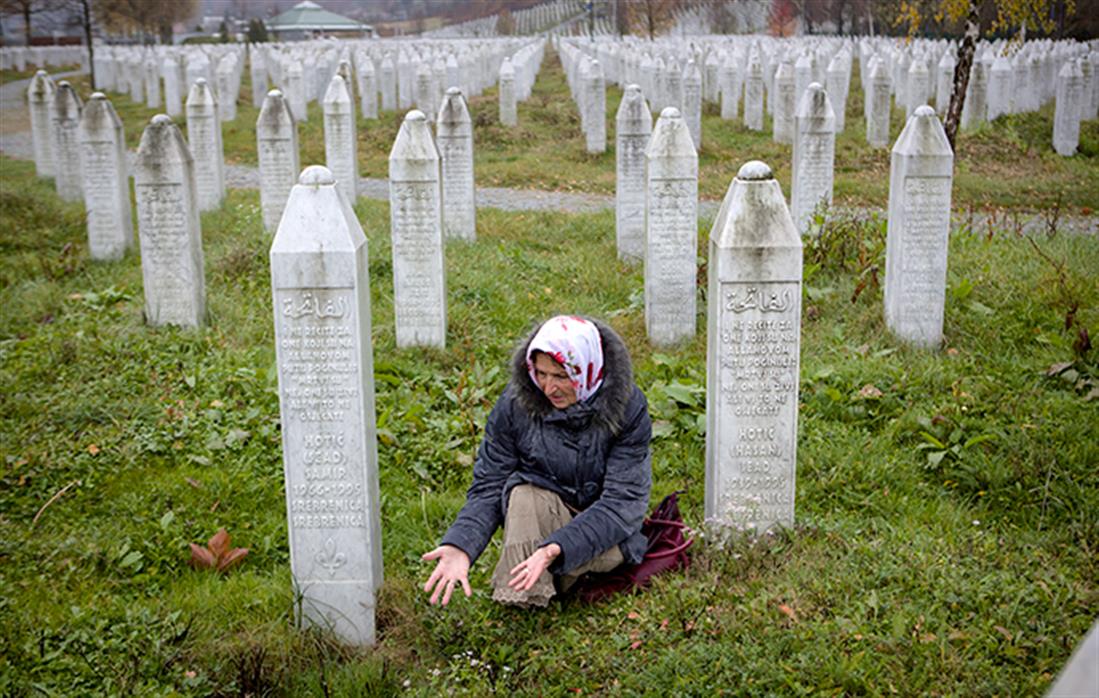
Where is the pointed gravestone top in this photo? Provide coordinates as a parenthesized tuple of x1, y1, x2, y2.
(300, 164, 334, 187)
(894, 104, 952, 156)
(712, 159, 800, 252)
(647, 107, 694, 158)
(389, 109, 438, 177)
(737, 159, 772, 181)
(796, 82, 835, 124)
(323, 74, 351, 107)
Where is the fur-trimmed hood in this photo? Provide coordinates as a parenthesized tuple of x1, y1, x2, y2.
(509, 317, 635, 436)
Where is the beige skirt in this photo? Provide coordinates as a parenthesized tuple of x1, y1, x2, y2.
(491, 483, 624, 608)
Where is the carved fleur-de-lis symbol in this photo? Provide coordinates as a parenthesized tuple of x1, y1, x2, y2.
(314, 537, 346, 577)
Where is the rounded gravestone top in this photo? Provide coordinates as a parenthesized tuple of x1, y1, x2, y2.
(914, 104, 935, 118)
(268, 88, 283, 97)
(660, 106, 682, 119)
(737, 160, 773, 181)
(807, 81, 822, 91)
(35, 69, 47, 77)
(151, 114, 173, 126)
(195, 77, 207, 86)
(90, 92, 106, 101)
(625, 83, 641, 94)
(406, 109, 426, 122)
(300, 165, 335, 186)
(446, 86, 461, 96)
(57, 80, 70, 88)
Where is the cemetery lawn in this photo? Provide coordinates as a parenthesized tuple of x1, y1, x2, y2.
(0, 64, 80, 85)
(1, 154, 1097, 696)
(59, 50, 1099, 213)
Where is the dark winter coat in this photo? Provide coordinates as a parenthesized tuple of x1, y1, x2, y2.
(440, 320, 652, 575)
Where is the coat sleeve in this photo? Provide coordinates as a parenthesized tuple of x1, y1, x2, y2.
(439, 392, 520, 566)
(543, 388, 652, 574)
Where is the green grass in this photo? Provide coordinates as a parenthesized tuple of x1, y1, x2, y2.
(1, 151, 1097, 695)
(0, 63, 80, 85)
(49, 50, 1099, 212)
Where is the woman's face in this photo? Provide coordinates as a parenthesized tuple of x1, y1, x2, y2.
(533, 352, 578, 409)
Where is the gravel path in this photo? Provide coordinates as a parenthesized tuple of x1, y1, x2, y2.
(1, 76, 1094, 235)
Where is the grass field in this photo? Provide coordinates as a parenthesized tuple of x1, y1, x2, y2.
(43, 49, 1099, 212)
(1, 136, 1097, 696)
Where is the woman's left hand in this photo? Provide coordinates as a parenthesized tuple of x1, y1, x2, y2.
(508, 543, 562, 592)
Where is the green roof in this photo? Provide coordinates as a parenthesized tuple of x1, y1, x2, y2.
(265, 1, 369, 32)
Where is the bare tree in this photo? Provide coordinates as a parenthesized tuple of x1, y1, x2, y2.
(627, 0, 680, 39)
(942, 0, 979, 150)
(0, 0, 60, 45)
(93, 0, 197, 43)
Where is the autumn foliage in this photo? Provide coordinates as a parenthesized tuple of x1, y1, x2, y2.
(189, 528, 249, 573)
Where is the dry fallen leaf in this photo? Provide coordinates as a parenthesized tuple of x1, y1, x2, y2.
(627, 611, 641, 620)
(628, 641, 642, 650)
(858, 384, 883, 399)
(87, 444, 100, 455)
(778, 603, 798, 622)
(993, 625, 1014, 642)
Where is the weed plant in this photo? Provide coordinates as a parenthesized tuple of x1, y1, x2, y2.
(1, 154, 1096, 695)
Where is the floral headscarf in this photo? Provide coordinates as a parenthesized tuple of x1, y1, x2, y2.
(526, 315, 605, 403)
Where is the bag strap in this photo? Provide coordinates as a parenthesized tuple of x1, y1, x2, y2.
(643, 537, 694, 560)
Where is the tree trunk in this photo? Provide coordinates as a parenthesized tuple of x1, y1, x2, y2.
(23, 5, 32, 46)
(943, 0, 979, 151)
(81, 0, 95, 89)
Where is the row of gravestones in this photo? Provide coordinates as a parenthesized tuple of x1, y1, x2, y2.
(88, 36, 544, 127)
(553, 34, 1098, 154)
(0, 45, 85, 71)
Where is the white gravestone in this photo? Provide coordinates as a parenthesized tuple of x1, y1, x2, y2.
(257, 89, 301, 232)
(380, 54, 396, 111)
(134, 115, 205, 328)
(883, 106, 954, 349)
(322, 75, 358, 204)
(185, 78, 226, 212)
(388, 110, 447, 348)
(790, 83, 836, 235)
(251, 52, 267, 108)
(357, 55, 378, 120)
(287, 62, 307, 123)
(961, 59, 988, 129)
(936, 50, 955, 116)
(51, 81, 83, 202)
(705, 160, 802, 532)
(28, 71, 55, 177)
(825, 52, 848, 132)
(720, 55, 738, 120)
(906, 59, 930, 118)
(145, 59, 161, 109)
(436, 87, 476, 242)
(772, 60, 796, 145)
(163, 56, 182, 117)
(1053, 60, 1083, 157)
(615, 84, 652, 263)
(744, 53, 764, 131)
(585, 60, 607, 154)
(79, 93, 133, 261)
(270, 165, 383, 647)
(682, 59, 703, 150)
(867, 59, 892, 148)
(645, 107, 698, 347)
(499, 58, 517, 127)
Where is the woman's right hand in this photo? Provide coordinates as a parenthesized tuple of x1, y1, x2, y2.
(421, 545, 472, 606)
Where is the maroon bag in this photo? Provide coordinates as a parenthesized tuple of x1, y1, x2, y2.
(570, 491, 694, 603)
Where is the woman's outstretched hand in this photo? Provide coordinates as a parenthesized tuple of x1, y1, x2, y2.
(508, 543, 561, 592)
(422, 545, 471, 606)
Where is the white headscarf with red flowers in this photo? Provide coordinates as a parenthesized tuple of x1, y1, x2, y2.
(526, 315, 605, 404)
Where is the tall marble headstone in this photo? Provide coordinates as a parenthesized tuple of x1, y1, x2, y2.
(270, 165, 383, 647)
(79, 93, 133, 260)
(322, 75, 358, 204)
(388, 110, 447, 348)
(645, 107, 698, 347)
(867, 59, 892, 148)
(499, 58, 517, 127)
(883, 106, 954, 349)
(28, 71, 55, 177)
(705, 160, 802, 531)
(163, 56, 182, 116)
(185, 78, 226, 212)
(134, 115, 205, 328)
(682, 59, 703, 149)
(380, 54, 396, 111)
(1053, 60, 1083, 157)
(51, 81, 83, 202)
(436, 87, 476, 242)
(585, 59, 607, 154)
(790, 83, 836, 235)
(615, 84, 652, 263)
(936, 50, 955, 116)
(772, 60, 796, 145)
(258, 89, 301, 232)
(743, 53, 764, 131)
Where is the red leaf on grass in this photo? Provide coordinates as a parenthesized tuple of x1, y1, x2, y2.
(217, 547, 249, 572)
(778, 604, 798, 622)
(208, 528, 230, 559)
(190, 543, 216, 570)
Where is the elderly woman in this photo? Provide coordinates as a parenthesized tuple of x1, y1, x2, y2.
(422, 315, 652, 607)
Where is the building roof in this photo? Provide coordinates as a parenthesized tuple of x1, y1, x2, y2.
(265, 1, 370, 33)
